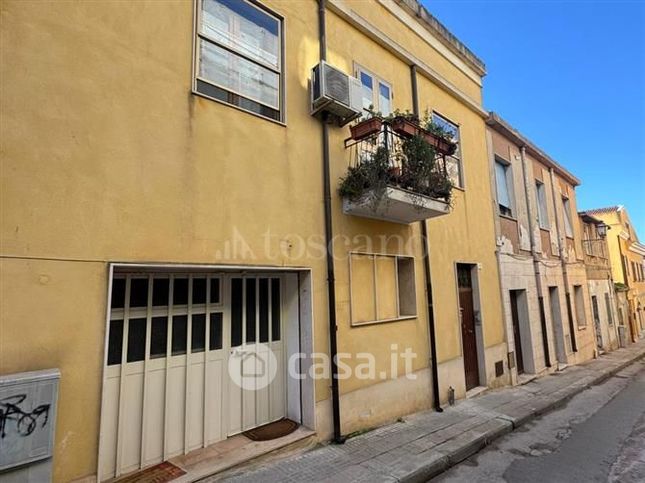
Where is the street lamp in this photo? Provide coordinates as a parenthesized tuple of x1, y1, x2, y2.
(597, 223, 609, 238)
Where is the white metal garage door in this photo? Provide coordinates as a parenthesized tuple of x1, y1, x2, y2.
(99, 273, 286, 480)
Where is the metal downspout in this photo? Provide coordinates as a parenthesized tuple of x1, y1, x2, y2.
(318, 0, 343, 443)
(549, 167, 578, 354)
(411, 64, 442, 412)
(485, 128, 515, 384)
(519, 146, 552, 367)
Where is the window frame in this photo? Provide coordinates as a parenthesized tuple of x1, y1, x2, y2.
(348, 252, 417, 326)
(432, 112, 463, 188)
(535, 180, 550, 230)
(574, 284, 586, 328)
(353, 63, 393, 116)
(561, 196, 574, 238)
(494, 156, 514, 218)
(192, 0, 286, 124)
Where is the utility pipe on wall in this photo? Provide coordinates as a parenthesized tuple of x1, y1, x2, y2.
(318, 0, 343, 444)
(519, 146, 552, 368)
(410, 64, 442, 412)
(549, 167, 578, 354)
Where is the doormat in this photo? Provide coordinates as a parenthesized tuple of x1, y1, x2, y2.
(242, 418, 299, 441)
(113, 462, 186, 483)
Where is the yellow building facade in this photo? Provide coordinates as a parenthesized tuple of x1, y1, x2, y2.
(587, 206, 645, 343)
(1, 1, 508, 481)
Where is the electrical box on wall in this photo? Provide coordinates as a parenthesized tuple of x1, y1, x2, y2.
(0, 369, 60, 482)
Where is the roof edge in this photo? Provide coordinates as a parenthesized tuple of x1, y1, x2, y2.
(578, 211, 604, 225)
(486, 112, 581, 186)
(395, 0, 487, 76)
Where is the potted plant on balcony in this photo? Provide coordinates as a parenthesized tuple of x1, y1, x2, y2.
(388, 109, 419, 139)
(349, 106, 383, 141)
(422, 120, 458, 156)
(428, 171, 453, 201)
(339, 145, 390, 205)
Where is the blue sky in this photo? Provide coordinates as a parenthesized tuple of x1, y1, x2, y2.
(422, 0, 645, 237)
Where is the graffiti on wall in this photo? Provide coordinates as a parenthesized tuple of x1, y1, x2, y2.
(0, 394, 51, 439)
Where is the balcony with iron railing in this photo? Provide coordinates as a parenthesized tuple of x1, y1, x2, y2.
(582, 238, 611, 273)
(339, 116, 456, 224)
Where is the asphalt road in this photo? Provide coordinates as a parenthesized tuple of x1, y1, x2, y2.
(433, 359, 645, 483)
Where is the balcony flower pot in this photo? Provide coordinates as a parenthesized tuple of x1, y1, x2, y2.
(350, 117, 383, 141)
(420, 130, 457, 156)
(390, 116, 419, 138)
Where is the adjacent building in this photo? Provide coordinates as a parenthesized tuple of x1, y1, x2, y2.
(578, 212, 620, 351)
(1, 0, 509, 481)
(586, 206, 645, 343)
(486, 113, 597, 383)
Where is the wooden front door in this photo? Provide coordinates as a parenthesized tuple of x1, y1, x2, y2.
(510, 290, 525, 374)
(458, 265, 479, 391)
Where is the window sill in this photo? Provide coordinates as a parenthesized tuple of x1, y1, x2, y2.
(191, 89, 287, 127)
(499, 213, 517, 222)
(351, 315, 417, 327)
(577, 325, 587, 330)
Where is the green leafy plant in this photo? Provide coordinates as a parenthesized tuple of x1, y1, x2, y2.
(339, 145, 391, 203)
(614, 282, 629, 292)
(339, 133, 453, 208)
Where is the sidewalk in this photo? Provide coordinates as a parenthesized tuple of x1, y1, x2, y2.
(205, 341, 645, 483)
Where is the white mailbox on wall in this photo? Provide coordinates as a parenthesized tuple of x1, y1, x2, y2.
(0, 369, 60, 481)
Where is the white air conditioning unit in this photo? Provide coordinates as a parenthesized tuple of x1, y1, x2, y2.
(311, 60, 363, 126)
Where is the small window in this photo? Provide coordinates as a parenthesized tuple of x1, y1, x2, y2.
(349, 253, 417, 325)
(192, 278, 207, 305)
(562, 197, 574, 238)
(150, 316, 168, 359)
(356, 66, 392, 116)
(107, 319, 124, 365)
(574, 285, 586, 327)
(271, 278, 281, 341)
(172, 315, 188, 355)
(127, 318, 147, 362)
(152, 278, 170, 306)
(191, 314, 206, 353)
(259, 278, 269, 343)
(111, 278, 126, 309)
(195, 0, 283, 122)
(245, 278, 256, 343)
(536, 181, 549, 229)
(129, 278, 149, 308)
(432, 113, 462, 188)
(494, 159, 513, 217)
(209, 312, 223, 350)
(173, 278, 189, 306)
(231, 278, 243, 347)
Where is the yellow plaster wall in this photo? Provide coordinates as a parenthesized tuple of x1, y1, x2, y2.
(343, 0, 483, 103)
(1, 0, 504, 480)
(0, 258, 107, 482)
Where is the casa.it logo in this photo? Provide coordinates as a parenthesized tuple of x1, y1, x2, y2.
(228, 347, 278, 391)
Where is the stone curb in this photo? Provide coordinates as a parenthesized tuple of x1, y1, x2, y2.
(398, 347, 645, 482)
